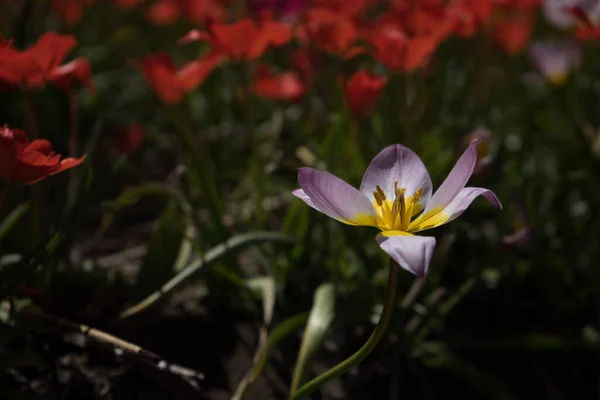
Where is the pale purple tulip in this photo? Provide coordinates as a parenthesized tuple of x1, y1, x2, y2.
(293, 142, 502, 277)
(529, 40, 581, 85)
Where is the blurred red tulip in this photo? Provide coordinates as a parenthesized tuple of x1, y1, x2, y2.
(186, 0, 225, 25)
(50, 0, 95, 26)
(180, 15, 292, 61)
(368, 23, 445, 72)
(146, 0, 181, 25)
(492, 17, 533, 54)
(291, 47, 318, 84)
(0, 125, 85, 184)
(253, 65, 305, 101)
(446, 0, 495, 36)
(0, 33, 94, 92)
(248, 0, 307, 21)
(342, 70, 387, 116)
(297, 8, 359, 56)
(312, 0, 375, 19)
(136, 52, 223, 104)
(565, 4, 600, 40)
(145, 0, 224, 25)
(114, 124, 143, 155)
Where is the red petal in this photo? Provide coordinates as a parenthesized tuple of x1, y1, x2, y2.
(23, 32, 77, 75)
(178, 51, 224, 91)
(24, 139, 54, 155)
(248, 21, 293, 60)
(210, 19, 258, 60)
(49, 57, 94, 93)
(136, 53, 184, 103)
(253, 66, 305, 101)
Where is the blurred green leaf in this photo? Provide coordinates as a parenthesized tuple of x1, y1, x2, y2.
(0, 203, 30, 244)
(120, 231, 293, 319)
(246, 276, 276, 326)
(290, 282, 336, 394)
(233, 313, 309, 400)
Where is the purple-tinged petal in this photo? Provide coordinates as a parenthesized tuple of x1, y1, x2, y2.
(411, 187, 502, 232)
(292, 188, 315, 208)
(415, 140, 479, 225)
(359, 144, 432, 212)
(376, 232, 436, 277)
(295, 167, 377, 226)
(529, 40, 581, 85)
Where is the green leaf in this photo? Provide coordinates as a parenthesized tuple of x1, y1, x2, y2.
(0, 203, 30, 243)
(247, 276, 277, 326)
(232, 313, 309, 400)
(290, 283, 336, 394)
(119, 231, 294, 319)
(98, 182, 195, 239)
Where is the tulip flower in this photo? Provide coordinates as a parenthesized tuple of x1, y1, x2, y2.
(179, 15, 292, 61)
(543, 0, 600, 29)
(297, 8, 359, 56)
(367, 23, 448, 72)
(528, 40, 581, 85)
(135, 52, 223, 104)
(342, 70, 387, 116)
(492, 17, 534, 55)
(0, 33, 94, 92)
(293, 142, 502, 277)
(253, 65, 305, 101)
(0, 126, 85, 184)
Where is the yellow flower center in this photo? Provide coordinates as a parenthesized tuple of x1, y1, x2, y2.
(372, 182, 423, 232)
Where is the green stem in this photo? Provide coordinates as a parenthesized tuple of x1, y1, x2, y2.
(166, 106, 226, 240)
(289, 258, 399, 400)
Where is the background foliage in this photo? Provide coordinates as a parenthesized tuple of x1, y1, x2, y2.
(1, 0, 600, 398)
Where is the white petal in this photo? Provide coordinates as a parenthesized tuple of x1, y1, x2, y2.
(360, 144, 432, 212)
(376, 233, 436, 277)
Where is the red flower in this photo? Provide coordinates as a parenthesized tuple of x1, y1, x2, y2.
(135, 52, 223, 104)
(297, 8, 359, 56)
(145, 0, 224, 25)
(342, 70, 387, 116)
(179, 15, 292, 61)
(291, 47, 318, 84)
(50, 0, 95, 25)
(0, 126, 85, 184)
(445, 0, 496, 37)
(0, 33, 94, 92)
(253, 65, 305, 101)
(311, 0, 375, 19)
(368, 23, 446, 72)
(566, 5, 600, 41)
(114, 124, 143, 155)
(492, 16, 533, 54)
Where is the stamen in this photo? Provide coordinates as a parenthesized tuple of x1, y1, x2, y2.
(375, 185, 386, 201)
(373, 191, 383, 206)
(398, 188, 406, 218)
(412, 188, 423, 204)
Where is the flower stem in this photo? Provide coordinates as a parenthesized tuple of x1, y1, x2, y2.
(289, 258, 399, 400)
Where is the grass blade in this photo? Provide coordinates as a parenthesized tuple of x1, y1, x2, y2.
(290, 283, 336, 394)
(119, 232, 293, 319)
